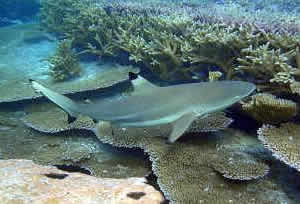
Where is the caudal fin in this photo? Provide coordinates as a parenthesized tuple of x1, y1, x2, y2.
(29, 79, 79, 123)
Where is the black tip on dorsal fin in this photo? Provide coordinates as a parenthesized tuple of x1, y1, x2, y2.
(128, 72, 138, 81)
(67, 114, 77, 124)
(29, 79, 34, 83)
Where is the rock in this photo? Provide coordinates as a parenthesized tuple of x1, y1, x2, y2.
(0, 159, 164, 204)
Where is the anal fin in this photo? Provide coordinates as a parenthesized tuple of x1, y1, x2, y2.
(168, 113, 196, 143)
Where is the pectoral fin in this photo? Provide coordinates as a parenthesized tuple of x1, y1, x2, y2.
(168, 113, 196, 143)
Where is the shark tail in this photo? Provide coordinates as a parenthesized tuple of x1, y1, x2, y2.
(29, 79, 79, 123)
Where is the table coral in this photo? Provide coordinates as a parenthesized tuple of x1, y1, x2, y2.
(258, 123, 300, 172)
(211, 147, 269, 181)
(95, 121, 279, 204)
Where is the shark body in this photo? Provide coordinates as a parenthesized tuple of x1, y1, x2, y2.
(30, 74, 255, 142)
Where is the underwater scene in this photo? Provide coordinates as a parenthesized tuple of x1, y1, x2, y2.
(1, 0, 300, 203)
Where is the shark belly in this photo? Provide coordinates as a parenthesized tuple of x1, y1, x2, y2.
(112, 111, 187, 127)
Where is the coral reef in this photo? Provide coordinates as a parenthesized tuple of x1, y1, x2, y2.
(211, 147, 269, 181)
(187, 112, 233, 133)
(39, 0, 300, 82)
(241, 93, 298, 124)
(95, 121, 285, 203)
(22, 106, 96, 133)
(47, 39, 81, 81)
(0, 107, 150, 179)
(22, 104, 284, 202)
(258, 123, 300, 172)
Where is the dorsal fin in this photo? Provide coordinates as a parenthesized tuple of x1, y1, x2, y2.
(129, 72, 158, 93)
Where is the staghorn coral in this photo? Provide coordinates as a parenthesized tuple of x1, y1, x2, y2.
(258, 123, 300, 172)
(236, 42, 296, 83)
(47, 40, 81, 81)
(39, 0, 300, 83)
(211, 147, 269, 181)
(241, 93, 297, 124)
(181, 24, 238, 79)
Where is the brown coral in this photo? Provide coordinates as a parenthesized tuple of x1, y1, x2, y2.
(21, 104, 290, 203)
(241, 93, 297, 124)
(94, 121, 283, 204)
(211, 147, 269, 181)
(290, 81, 300, 96)
(22, 106, 96, 133)
(258, 123, 300, 172)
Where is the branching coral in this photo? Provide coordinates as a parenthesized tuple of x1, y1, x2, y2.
(258, 123, 300, 172)
(47, 40, 81, 81)
(39, 0, 300, 84)
(181, 24, 238, 79)
(241, 93, 297, 124)
(236, 42, 296, 83)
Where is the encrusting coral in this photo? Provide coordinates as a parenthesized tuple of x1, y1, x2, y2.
(258, 123, 300, 172)
(241, 93, 298, 124)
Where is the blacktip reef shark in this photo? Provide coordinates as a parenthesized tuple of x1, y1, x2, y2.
(29, 73, 255, 143)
